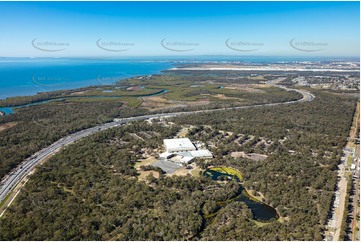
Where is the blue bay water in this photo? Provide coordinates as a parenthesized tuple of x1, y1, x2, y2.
(0, 58, 174, 100)
(0, 56, 355, 101)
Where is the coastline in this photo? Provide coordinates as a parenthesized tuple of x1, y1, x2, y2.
(170, 66, 359, 72)
(0, 59, 174, 100)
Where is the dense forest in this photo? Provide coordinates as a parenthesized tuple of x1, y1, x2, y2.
(0, 88, 357, 240)
(0, 101, 149, 180)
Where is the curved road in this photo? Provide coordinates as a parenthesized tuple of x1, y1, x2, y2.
(0, 84, 314, 205)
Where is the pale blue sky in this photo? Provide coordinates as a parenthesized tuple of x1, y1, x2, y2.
(0, 1, 359, 57)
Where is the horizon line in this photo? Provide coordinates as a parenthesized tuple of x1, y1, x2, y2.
(0, 55, 360, 59)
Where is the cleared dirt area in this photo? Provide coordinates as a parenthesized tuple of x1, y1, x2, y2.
(126, 85, 143, 91)
(140, 96, 184, 110)
(178, 128, 189, 138)
(187, 99, 210, 106)
(134, 156, 157, 169)
(231, 151, 268, 161)
(246, 189, 265, 201)
(250, 76, 266, 81)
(0, 122, 17, 132)
(141, 96, 211, 110)
(171, 166, 189, 176)
(191, 166, 202, 177)
(212, 94, 242, 100)
(177, 126, 194, 138)
(138, 170, 160, 181)
(130, 133, 144, 141)
(224, 84, 266, 93)
(69, 91, 87, 95)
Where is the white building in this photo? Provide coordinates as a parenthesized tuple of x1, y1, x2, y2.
(160, 138, 213, 164)
(189, 150, 213, 158)
(163, 138, 196, 153)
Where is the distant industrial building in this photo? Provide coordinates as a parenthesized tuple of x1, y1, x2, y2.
(160, 138, 213, 164)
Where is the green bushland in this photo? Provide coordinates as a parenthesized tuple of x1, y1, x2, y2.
(0, 74, 357, 240)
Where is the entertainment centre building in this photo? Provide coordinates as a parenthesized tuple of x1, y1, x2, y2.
(159, 138, 213, 163)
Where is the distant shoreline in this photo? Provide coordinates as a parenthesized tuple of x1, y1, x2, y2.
(170, 65, 360, 73)
(0, 60, 173, 100)
(1, 59, 359, 101)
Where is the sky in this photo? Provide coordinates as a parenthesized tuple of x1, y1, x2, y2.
(0, 1, 359, 57)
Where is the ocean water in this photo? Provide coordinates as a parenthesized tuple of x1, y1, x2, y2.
(0, 56, 356, 100)
(0, 58, 174, 100)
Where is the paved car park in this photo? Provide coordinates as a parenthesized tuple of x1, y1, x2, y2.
(152, 160, 182, 174)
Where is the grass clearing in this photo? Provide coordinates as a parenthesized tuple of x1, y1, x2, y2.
(347, 155, 353, 167)
(191, 166, 203, 177)
(251, 219, 271, 227)
(177, 127, 190, 138)
(245, 189, 264, 201)
(171, 167, 189, 177)
(251, 215, 286, 227)
(138, 170, 160, 180)
(0, 193, 11, 209)
(134, 156, 157, 169)
(208, 166, 243, 180)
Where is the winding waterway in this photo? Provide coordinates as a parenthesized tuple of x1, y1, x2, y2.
(204, 168, 278, 222)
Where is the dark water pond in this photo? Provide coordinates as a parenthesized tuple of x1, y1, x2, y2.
(204, 169, 278, 222)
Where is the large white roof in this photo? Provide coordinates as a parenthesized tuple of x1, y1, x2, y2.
(180, 156, 195, 163)
(190, 150, 213, 157)
(163, 138, 196, 151)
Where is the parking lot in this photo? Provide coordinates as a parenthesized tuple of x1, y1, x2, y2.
(152, 159, 182, 174)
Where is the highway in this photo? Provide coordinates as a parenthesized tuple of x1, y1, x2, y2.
(0, 85, 314, 205)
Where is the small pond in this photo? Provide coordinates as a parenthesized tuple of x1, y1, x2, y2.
(204, 168, 279, 222)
